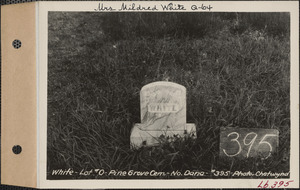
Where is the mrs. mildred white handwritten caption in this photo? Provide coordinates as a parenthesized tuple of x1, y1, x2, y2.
(94, 2, 213, 12)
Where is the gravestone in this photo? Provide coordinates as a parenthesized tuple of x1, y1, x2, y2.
(130, 81, 197, 149)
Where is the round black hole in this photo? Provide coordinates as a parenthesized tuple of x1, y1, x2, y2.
(12, 39, 22, 49)
(12, 145, 22, 154)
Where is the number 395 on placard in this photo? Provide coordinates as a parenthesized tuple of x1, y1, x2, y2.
(219, 127, 279, 159)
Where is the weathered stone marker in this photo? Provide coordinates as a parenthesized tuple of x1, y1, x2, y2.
(130, 81, 197, 149)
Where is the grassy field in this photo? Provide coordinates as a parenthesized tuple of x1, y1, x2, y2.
(47, 12, 290, 179)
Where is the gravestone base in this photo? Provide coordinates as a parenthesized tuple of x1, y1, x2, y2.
(130, 124, 197, 149)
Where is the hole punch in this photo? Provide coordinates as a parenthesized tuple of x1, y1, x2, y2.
(12, 39, 22, 49)
(12, 145, 22, 154)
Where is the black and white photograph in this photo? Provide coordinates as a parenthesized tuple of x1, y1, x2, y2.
(46, 8, 291, 181)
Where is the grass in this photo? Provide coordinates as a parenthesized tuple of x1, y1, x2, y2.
(47, 12, 290, 179)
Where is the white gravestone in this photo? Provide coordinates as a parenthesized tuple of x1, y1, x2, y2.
(130, 81, 197, 149)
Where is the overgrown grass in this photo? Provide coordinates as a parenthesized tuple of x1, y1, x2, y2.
(47, 12, 290, 179)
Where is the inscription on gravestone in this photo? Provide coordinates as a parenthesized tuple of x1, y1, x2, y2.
(130, 81, 197, 149)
